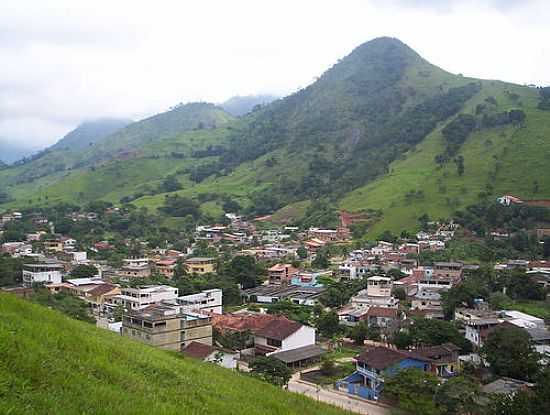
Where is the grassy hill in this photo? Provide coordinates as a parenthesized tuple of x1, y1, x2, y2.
(341, 80, 549, 236)
(1, 37, 549, 234)
(0, 293, 348, 415)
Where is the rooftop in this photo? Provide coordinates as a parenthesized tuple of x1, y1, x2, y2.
(271, 344, 324, 364)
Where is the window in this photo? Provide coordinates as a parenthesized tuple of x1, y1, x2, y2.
(267, 338, 282, 347)
(155, 322, 166, 329)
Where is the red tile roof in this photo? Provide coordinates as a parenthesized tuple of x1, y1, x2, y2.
(357, 346, 431, 370)
(212, 313, 283, 334)
(366, 307, 398, 318)
(182, 342, 215, 359)
(255, 318, 303, 341)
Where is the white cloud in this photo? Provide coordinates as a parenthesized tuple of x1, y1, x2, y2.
(0, 0, 549, 148)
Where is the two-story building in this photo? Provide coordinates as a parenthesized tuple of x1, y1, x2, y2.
(22, 262, 64, 287)
(176, 288, 222, 314)
(268, 263, 298, 285)
(185, 257, 216, 274)
(336, 347, 431, 400)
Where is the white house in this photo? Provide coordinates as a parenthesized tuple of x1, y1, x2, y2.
(177, 288, 223, 314)
(254, 318, 316, 354)
(22, 262, 64, 287)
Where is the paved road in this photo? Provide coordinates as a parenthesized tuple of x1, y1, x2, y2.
(288, 379, 389, 415)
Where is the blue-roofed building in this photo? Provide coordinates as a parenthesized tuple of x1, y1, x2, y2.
(335, 347, 432, 400)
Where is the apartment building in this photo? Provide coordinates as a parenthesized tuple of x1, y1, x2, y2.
(122, 303, 212, 351)
(22, 262, 64, 287)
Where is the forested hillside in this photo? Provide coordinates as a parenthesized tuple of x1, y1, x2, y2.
(1, 37, 548, 235)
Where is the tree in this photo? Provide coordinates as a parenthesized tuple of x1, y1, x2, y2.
(488, 292, 511, 310)
(392, 331, 413, 349)
(319, 356, 337, 376)
(316, 310, 341, 338)
(435, 376, 482, 415)
(384, 369, 441, 415)
(482, 325, 539, 381)
(297, 245, 308, 259)
(350, 321, 369, 345)
(367, 323, 381, 341)
(249, 357, 291, 387)
(311, 249, 330, 269)
(225, 255, 263, 289)
(410, 318, 471, 353)
(70, 264, 99, 278)
(159, 175, 182, 193)
(454, 155, 465, 176)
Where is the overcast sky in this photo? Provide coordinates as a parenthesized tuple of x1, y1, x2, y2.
(1, 0, 549, 150)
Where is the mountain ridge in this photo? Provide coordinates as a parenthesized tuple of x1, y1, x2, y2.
(1, 37, 548, 234)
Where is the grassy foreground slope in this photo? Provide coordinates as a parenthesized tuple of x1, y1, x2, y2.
(341, 80, 550, 236)
(0, 294, 348, 415)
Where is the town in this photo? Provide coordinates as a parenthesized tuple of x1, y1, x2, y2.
(1, 196, 549, 415)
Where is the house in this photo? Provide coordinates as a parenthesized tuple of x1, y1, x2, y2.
(268, 263, 298, 285)
(118, 263, 151, 278)
(525, 327, 550, 361)
(482, 377, 534, 396)
(22, 262, 64, 287)
(109, 285, 178, 311)
(185, 257, 216, 274)
(243, 284, 325, 306)
(433, 262, 463, 281)
(122, 303, 212, 351)
(410, 289, 443, 314)
(364, 307, 399, 332)
(336, 347, 431, 400)
(212, 313, 316, 357)
(182, 341, 238, 369)
(176, 288, 222, 314)
(415, 343, 460, 378)
(291, 270, 331, 287)
(44, 239, 64, 253)
(155, 259, 177, 279)
(61, 237, 77, 251)
(464, 319, 501, 348)
(254, 317, 316, 355)
(498, 310, 545, 329)
(496, 195, 524, 206)
(351, 276, 399, 309)
(307, 228, 338, 242)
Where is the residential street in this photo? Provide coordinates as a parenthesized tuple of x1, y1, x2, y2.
(288, 378, 389, 415)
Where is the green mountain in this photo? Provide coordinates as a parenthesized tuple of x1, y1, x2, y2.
(221, 94, 279, 116)
(1, 37, 549, 234)
(0, 293, 346, 415)
(50, 118, 132, 152)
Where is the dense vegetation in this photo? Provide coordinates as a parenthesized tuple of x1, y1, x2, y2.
(0, 294, 349, 415)
(2, 37, 550, 237)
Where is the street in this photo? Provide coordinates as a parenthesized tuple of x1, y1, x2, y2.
(288, 379, 389, 415)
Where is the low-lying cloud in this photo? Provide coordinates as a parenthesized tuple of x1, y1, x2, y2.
(1, 0, 549, 151)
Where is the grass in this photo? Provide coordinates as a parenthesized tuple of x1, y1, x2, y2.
(508, 301, 550, 321)
(341, 80, 550, 237)
(0, 293, 350, 415)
